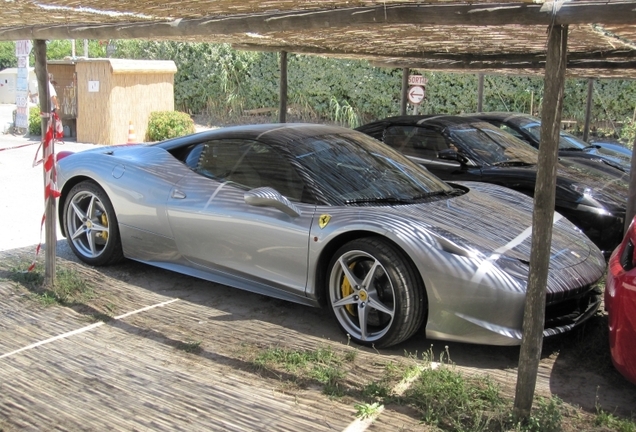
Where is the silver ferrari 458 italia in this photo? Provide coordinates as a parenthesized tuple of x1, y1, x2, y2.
(56, 123, 605, 348)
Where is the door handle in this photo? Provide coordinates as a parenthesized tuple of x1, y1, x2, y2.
(171, 189, 187, 199)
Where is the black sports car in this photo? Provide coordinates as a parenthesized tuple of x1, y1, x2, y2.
(356, 115, 628, 256)
(469, 112, 631, 174)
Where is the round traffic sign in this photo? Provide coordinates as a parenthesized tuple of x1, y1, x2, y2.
(408, 85, 425, 104)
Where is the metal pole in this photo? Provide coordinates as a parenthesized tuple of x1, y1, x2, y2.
(278, 51, 287, 123)
(400, 68, 409, 115)
(477, 73, 484, 112)
(583, 78, 594, 142)
(514, 24, 568, 420)
(34, 40, 56, 287)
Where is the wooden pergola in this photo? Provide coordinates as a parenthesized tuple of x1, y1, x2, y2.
(1, 0, 635, 419)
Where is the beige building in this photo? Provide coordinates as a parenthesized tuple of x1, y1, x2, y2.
(49, 58, 177, 145)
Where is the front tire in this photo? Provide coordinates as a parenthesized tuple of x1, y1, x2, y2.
(63, 180, 124, 266)
(327, 237, 426, 348)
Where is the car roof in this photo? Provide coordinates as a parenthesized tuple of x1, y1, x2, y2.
(153, 123, 355, 151)
(357, 114, 489, 131)
(465, 112, 540, 127)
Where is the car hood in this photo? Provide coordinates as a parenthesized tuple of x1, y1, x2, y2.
(589, 146, 631, 169)
(556, 158, 629, 212)
(479, 161, 627, 214)
(379, 181, 598, 270)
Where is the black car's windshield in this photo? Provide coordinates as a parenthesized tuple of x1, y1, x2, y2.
(448, 123, 538, 166)
(289, 132, 455, 205)
(522, 124, 584, 150)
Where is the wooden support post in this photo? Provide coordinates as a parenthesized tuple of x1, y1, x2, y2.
(583, 78, 594, 142)
(514, 24, 568, 419)
(34, 39, 56, 287)
(477, 73, 484, 112)
(279, 51, 287, 124)
(625, 136, 636, 233)
(400, 67, 409, 115)
(530, 90, 534, 116)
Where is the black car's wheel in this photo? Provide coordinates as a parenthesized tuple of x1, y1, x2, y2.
(327, 237, 426, 348)
(63, 180, 124, 266)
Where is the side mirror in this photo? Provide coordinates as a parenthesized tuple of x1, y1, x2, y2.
(244, 187, 300, 217)
(438, 148, 463, 162)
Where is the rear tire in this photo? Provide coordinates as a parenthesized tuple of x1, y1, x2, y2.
(327, 237, 426, 348)
(63, 180, 124, 266)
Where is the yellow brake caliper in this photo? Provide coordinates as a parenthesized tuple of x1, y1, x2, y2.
(100, 213, 109, 240)
(341, 262, 357, 316)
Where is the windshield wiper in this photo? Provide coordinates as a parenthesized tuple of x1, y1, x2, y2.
(599, 159, 627, 173)
(422, 189, 464, 199)
(346, 189, 465, 205)
(345, 197, 414, 205)
(583, 145, 602, 151)
(492, 160, 536, 167)
(559, 147, 584, 152)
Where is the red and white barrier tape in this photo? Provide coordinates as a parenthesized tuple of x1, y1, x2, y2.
(28, 112, 64, 272)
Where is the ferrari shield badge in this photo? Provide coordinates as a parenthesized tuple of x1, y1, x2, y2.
(319, 214, 332, 229)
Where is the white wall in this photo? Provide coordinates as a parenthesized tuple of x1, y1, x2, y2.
(0, 68, 37, 104)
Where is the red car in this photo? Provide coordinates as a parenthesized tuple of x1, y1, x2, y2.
(606, 216, 636, 385)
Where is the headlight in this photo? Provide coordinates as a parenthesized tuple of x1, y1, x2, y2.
(569, 183, 592, 195)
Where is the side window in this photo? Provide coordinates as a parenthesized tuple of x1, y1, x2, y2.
(384, 126, 448, 159)
(498, 124, 525, 141)
(191, 139, 305, 202)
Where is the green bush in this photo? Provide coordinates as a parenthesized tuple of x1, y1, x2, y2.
(113, 40, 636, 126)
(620, 118, 636, 148)
(146, 111, 195, 141)
(28, 106, 41, 135)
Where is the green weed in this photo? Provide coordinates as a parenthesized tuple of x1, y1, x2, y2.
(176, 340, 202, 354)
(354, 402, 383, 419)
(596, 406, 636, 432)
(253, 345, 355, 396)
(405, 365, 506, 431)
(7, 265, 93, 306)
(520, 396, 563, 432)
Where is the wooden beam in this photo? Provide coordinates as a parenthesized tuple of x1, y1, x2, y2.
(371, 59, 636, 71)
(477, 73, 484, 112)
(279, 51, 287, 123)
(1, 2, 636, 41)
(400, 68, 409, 116)
(583, 78, 594, 142)
(514, 24, 568, 419)
(234, 44, 636, 64)
(626, 139, 636, 234)
(34, 39, 56, 287)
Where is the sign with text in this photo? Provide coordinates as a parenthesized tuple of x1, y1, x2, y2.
(15, 40, 31, 129)
(15, 40, 32, 57)
(408, 75, 428, 87)
(15, 106, 28, 128)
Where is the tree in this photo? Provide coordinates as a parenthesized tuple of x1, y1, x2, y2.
(0, 41, 17, 70)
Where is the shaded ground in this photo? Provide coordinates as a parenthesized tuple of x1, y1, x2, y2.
(1, 243, 635, 431)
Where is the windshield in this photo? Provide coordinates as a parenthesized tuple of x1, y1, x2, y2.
(448, 122, 539, 165)
(289, 132, 456, 206)
(523, 124, 585, 150)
